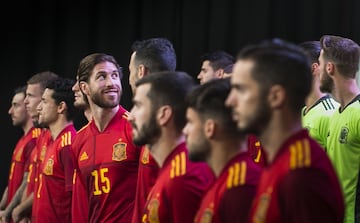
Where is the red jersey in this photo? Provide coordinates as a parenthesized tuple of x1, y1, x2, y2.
(131, 145, 159, 223)
(195, 152, 262, 223)
(73, 107, 140, 223)
(247, 134, 266, 167)
(26, 129, 52, 197)
(6, 127, 40, 205)
(250, 130, 344, 223)
(32, 125, 76, 223)
(142, 142, 215, 223)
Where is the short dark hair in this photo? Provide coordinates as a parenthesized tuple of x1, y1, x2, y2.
(299, 41, 321, 64)
(186, 78, 241, 138)
(237, 38, 312, 113)
(27, 70, 59, 94)
(135, 71, 195, 133)
(14, 85, 27, 96)
(46, 77, 77, 121)
(320, 35, 360, 78)
(131, 37, 176, 73)
(77, 53, 122, 83)
(200, 51, 235, 71)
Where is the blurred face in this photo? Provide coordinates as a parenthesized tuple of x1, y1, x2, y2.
(318, 50, 334, 93)
(183, 108, 210, 162)
(37, 88, 59, 127)
(225, 60, 271, 135)
(129, 83, 161, 146)
(197, 61, 219, 85)
(72, 76, 88, 110)
(8, 92, 29, 127)
(129, 52, 140, 93)
(24, 83, 43, 125)
(83, 61, 122, 108)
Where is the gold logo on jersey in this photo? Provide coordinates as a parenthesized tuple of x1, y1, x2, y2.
(253, 189, 272, 223)
(80, 151, 89, 161)
(141, 146, 150, 164)
(112, 142, 127, 161)
(43, 158, 54, 175)
(147, 199, 160, 223)
(199, 208, 213, 223)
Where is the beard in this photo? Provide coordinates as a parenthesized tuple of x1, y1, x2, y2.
(132, 113, 161, 147)
(188, 134, 211, 162)
(238, 95, 272, 136)
(90, 88, 121, 108)
(319, 70, 334, 93)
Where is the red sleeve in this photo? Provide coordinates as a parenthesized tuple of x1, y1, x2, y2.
(23, 139, 37, 172)
(219, 185, 257, 223)
(277, 168, 344, 223)
(59, 146, 75, 192)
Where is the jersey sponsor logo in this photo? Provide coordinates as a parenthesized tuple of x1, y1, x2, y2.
(141, 147, 150, 164)
(199, 207, 213, 223)
(79, 152, 89, 161)
(339, 126, 349, 144)
(43, 158, 54, 175)
(112, 142, 127, 161)
(253, 188, 272, 223)
(227, 161, 247, 188)
(146, 198, 160, 223)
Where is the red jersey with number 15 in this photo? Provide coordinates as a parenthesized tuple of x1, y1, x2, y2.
(73, 106, 140, 223)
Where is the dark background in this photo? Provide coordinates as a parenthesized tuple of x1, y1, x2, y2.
(1, 0, 359, 192)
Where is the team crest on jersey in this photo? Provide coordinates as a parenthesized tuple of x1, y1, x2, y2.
(112, 142, 127, 161)
(253, 188, 272, 223)
(44, 158, 54, 175)
(141, 147, 150, 164)
(147, 198, 160, 223)
(199, 208, 213, 223)
(339, 126, 349, 144)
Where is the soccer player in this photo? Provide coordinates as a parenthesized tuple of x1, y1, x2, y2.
(70, 74, 91, 223)
(183, 78, 262, 223)
(128, 37, 177, 223)
(11, 71, 58, 223)
(72, 53, 140, 223)
(129, 71, 214, 223)
(31, 78, 77, 222)
(226, 38, 344, 223)
(299, 40, 339, 150)
(0, 86, 40, 223)
(318, 35, 360, 223)
(197, 50, 235, 85)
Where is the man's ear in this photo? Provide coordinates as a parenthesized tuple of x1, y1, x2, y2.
(138, 64, 148, 78)
(57, 101, 67, 114)
(268, 84, 286, 109)
(326, 62, 335, 76)
(157, 105, 172, 126)
(79, 81, 89, 96)
(204, 119, 215, 139)
(216, 69, 225, 78)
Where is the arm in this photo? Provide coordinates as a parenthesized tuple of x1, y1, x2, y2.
(11, 192, 33, 223)
(0, 187, 8, 210)
(0, 174, 28, 222)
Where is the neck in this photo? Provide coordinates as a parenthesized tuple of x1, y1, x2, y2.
(331, 78, 360, 109)
(259, 111, 302, 164)
(208, 139, 246, 177)
(90, 104, 119, 132)
(49, 119, 73, 140)
(23, 118, 34, 135)
(150, 130, 185, 168)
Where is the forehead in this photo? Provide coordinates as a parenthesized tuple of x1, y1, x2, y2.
(43, 88, 54, 98)
(92, 61, 118, 73)
(26, 83, 43, 95)
(186, 107, 201, 120)
(231, 59, 255, 84)
(13, 92, 25, 102)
